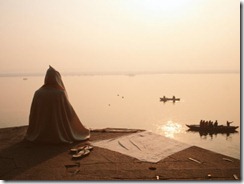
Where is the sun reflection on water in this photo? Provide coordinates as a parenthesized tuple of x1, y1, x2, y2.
(157, 120, 183, 138)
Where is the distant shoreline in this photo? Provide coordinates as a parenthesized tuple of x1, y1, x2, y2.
(0, 70, 240, 77)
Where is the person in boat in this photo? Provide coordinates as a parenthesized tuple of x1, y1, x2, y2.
(214, 120, 218, 127)
(226, 121, 232, 126)
(25, 66, 90, 144)
(205, 121, 209, 128)
(209, 121, 213, 128)
(200, 120, 204, 127)
(200, 120, 206, 128)
(202, 120, 207, 128)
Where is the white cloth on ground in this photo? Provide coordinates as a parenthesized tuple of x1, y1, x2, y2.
(91, 131, 191, 163)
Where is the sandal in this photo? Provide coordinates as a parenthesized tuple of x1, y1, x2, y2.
(84, 145, 93, 151)
(70, 145, 93, 154)
(72, 149, 90, 159)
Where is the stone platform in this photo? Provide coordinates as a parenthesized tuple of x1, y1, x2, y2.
(0, 126, 240, 180)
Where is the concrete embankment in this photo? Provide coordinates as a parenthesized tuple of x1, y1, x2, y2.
(0, 126, 240, 180)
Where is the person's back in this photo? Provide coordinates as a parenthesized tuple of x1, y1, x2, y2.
(25, 66, 90, 143)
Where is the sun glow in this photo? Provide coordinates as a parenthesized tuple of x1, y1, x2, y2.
(158, 121, 183, 138)
(141, 0, 192, 12)
(122, 0, 196, 20)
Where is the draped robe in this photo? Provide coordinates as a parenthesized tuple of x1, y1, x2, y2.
(25, 66, 90, 143)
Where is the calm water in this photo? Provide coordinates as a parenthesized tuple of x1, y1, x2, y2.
(0, 73, 240, 159)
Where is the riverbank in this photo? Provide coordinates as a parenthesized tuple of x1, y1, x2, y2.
(0, 126, 240, 180)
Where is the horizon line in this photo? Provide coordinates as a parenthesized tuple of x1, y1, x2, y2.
(0, 69, 240, 77)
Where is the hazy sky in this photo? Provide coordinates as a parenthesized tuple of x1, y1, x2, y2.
(0, 0, 240, 74)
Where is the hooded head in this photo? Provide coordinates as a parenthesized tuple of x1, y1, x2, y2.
(43, 66, 65, 90)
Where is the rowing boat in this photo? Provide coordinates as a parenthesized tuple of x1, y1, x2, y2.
(160, 96, 180, 102)
(186, 124, 238, 133)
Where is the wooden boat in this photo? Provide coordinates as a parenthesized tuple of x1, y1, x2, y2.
(186, 124, 238, 133)
(160, 96, 180, 102)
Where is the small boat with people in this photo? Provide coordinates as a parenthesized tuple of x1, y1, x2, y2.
(186, 120, 238, 133)
(160, 96, 180, 103)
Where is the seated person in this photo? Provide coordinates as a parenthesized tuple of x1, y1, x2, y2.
(214, 120, 218, 127)
(25, 66, 90, 143)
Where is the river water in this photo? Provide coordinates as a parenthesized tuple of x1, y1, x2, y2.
(0, 72, 240, 159)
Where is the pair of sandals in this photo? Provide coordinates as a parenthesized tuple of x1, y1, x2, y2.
(70, 145, 93, 159)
